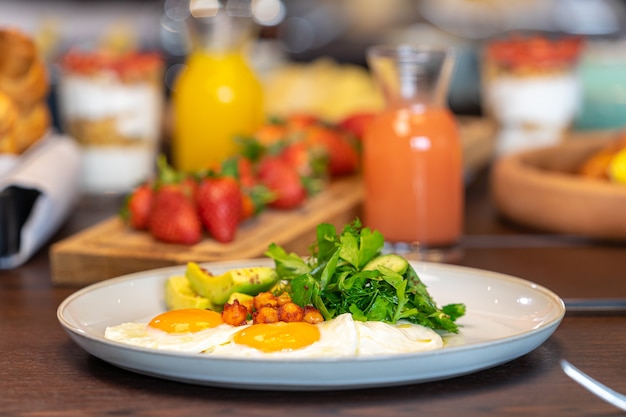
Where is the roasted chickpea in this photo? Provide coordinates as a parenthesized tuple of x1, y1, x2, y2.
(253, 306, 279, 324)
(222, 300, 249, 326)
(303, 306, 324, 324)
(236, 297, 254, 314)
(278, 302, 304, 322)
(276, 292, 292, 306)
(253, 292, 278, 311)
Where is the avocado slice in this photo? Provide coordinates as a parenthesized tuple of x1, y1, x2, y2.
(226, 292, 254, 305)
(363, 254, 409, 275)
(185, 262, 234, 306)
(229, 267, 279, 295)
(164, 275, 213, 310)
(184, 263, 279, 310)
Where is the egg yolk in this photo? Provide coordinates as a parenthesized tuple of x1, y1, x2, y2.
(148, 309, 224, 333)
(233, 322, 320, 352)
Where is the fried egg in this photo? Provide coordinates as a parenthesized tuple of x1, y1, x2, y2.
(212, 312, 359, 358)
(104, 308, 247, 353)
(104, 309, 444, 357)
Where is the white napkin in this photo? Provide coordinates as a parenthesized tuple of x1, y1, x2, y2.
(0, 132, 81, 269)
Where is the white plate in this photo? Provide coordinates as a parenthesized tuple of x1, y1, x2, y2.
(57, 260, 565, 390)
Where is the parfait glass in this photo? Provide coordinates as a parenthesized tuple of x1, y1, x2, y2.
(363, 45, 463, 262)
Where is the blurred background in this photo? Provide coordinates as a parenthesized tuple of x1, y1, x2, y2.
(0, 0, 626, 119)
(3, 0, 626, 130)
(3, 0, 626, 263)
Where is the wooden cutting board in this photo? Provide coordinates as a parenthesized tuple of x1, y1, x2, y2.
(51, 176, 363, 286)
(50, 117, 496, 286)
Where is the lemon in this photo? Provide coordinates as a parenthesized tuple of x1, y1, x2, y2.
(608, 147, 626, 184)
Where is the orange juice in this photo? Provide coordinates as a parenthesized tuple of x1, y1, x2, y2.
(172, 50, 264, 172)
(363, 105, 463, 246)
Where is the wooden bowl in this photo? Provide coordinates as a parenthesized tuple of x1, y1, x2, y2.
(491, 133, 626, 240)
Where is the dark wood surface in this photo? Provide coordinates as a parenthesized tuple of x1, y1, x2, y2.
(2, 168, 626, 417)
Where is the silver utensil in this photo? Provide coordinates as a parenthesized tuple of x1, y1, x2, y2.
(564, 298, 626, 314)
(560, 359, 626, 411)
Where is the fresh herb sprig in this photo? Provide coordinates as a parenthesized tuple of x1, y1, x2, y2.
(265, 220, 465, 333)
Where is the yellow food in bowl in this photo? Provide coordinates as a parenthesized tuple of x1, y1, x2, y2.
(578, 131, 626, 182)
(609, 147, 626, 184)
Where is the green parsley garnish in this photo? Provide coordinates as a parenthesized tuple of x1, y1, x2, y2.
(265, 220, 465, 333)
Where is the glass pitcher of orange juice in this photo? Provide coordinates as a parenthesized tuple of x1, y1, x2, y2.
(172, 2, 264, 172)
(363, 45, 463, 261)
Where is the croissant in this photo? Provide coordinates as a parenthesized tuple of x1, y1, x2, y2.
(0, 28, 51, 154)
(0, 91, 18, 153)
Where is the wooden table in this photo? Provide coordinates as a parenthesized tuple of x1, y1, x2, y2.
(2, 168, 626, 416)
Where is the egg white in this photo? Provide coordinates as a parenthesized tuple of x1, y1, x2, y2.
(104, 322, 248, 353)
(104, 313, 444, 357)
(354, 320, 443, 355)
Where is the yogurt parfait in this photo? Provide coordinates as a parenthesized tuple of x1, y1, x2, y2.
(482, 34, 584, 156)
(58, 49, 164, 194)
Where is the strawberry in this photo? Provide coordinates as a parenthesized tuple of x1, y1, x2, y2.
(303, 125, 359, 176)
(239, 184, 275, 221)
(219, 156, 273, 222)
(221, 156, 257, 188)
(286, 113, 319, 131)
(196, 176, 242, 243)
(257, 156, 307, 209)
(279, 141, 318, 177)
(149, 183, 202, 244)
(338, 112, 376, 140)
(235, 157, 257, 188)
(148, 156, 202, 245)
(240, 192, 256, 222)
(253, 122, 288, 146)
(278, 141, 327, 196)
(120, 182, 153, 230)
